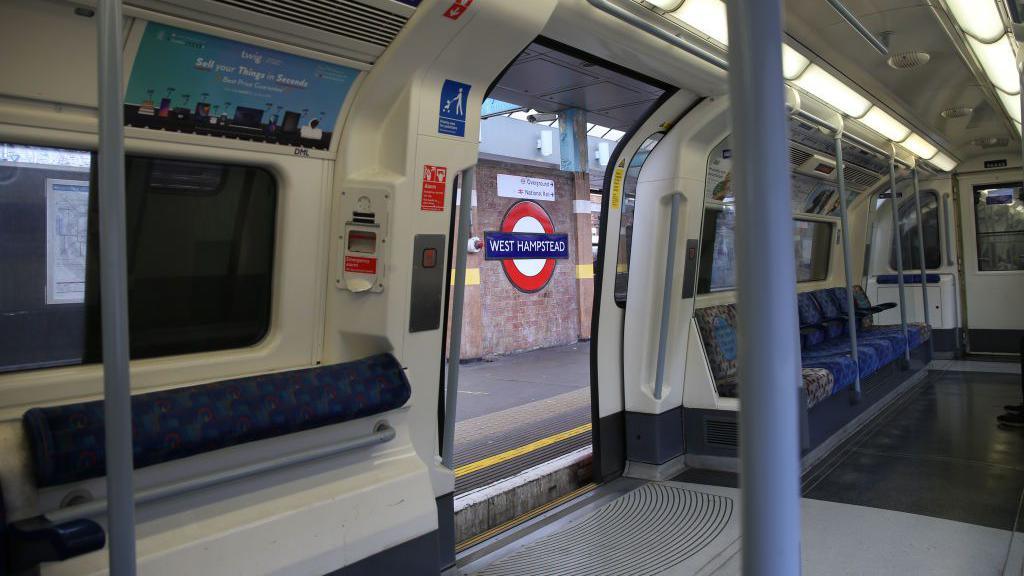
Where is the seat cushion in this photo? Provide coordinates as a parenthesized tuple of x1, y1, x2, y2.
(802, 354, 859, 393)
(694, 305, 739, 383)
(797, 293, 827, 348)
(802, 368, 835, 408)
(23, 353, 411, 488)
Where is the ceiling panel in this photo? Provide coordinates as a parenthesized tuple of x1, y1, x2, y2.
(784, 0, 1019, 160)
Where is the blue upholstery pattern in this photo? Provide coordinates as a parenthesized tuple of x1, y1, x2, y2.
(694, 305, 739, 383)
(797, 293, 826, 348)
(23, 354, 411, 488)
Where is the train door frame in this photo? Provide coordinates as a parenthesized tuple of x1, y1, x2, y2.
(955, 165, 1024, 354)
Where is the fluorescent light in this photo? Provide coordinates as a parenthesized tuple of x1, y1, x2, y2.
(782, 44, 810, 80)
(967, 35, 1021, 95)
(899, 133, 938, 160)
(944, 0, 1005, 43)
(671, 0, 729, 46)
(997, 89, 1022, 123)
(792, 64, 872, 117)
(859, 106, 912, 142)
(928, 152, 958, 172)
(648, 0, 684, 9)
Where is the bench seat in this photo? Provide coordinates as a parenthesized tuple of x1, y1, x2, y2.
(23, 353, 410, 488)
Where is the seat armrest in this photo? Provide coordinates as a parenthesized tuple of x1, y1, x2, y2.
(6, 517, 105, 573)
(870, 302, 898, 313)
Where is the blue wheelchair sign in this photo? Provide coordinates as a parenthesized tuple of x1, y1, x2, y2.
(438, 79, 471, 137)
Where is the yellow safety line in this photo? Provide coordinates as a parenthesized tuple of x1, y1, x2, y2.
(455, 482, 599, 552)
(454, 422, 593, 478)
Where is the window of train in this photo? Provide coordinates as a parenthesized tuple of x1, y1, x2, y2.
(888, 190, 940, 270)
(614, 132, 665, 305)
(972, 183, 1024, 271)
(0, 143, 276, 373)
(696, 205, 832, 293)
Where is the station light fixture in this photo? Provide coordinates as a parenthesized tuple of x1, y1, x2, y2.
(899, 133, 939, 160)
(859, 106, 912, 142)
(670, 0, 728, 47)
(782, 44, 811, 80)
(967, 35, 1021, 95)
(997, 89, 1022, 123)
(943, 0, 1006, 43)
(792, 64, 872, 118)
(928, 151, 959, 172)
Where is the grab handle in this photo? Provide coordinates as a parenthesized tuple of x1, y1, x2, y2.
(654, 192, 684, 400)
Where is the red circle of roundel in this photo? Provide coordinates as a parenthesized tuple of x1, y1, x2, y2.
(499, 200, 557, 293)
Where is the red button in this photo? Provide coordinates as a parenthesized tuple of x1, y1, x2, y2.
(422, 248, 437, 268)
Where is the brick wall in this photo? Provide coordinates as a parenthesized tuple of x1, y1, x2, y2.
(474, 159, 581, 357)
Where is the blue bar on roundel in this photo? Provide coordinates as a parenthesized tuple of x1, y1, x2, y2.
(482, 232, 570, 260)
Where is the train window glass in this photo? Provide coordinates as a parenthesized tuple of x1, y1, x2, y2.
(697, 206, 832, 293)
(794, 219, 832, 282)
(888, 190, 940, 270)
(973, 184, 1024, 271)
(0, 144, 276, 374)
(0, 144, 92, 372)
(96, 156, 276, 360)
(614, 132, 664, 305)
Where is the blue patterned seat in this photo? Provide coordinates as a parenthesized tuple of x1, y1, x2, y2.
(695, 304, 836, 408)
(23, 353, 411, 488)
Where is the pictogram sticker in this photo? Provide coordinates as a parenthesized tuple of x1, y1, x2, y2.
(422, 164, 447, 211)
(444, 0, 474, 20)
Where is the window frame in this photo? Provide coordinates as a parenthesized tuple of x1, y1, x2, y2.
(613, 131, 666, 307)
(695, 200, 835, 295)
(971, 182, 1024, 274)
(887, 189, 941, 271)
(0, 141, 280, 376)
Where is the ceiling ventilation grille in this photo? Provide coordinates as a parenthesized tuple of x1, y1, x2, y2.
(843, 164, 880, 190)
(212, 0, 409, 48)
(789, 147, 813, 166)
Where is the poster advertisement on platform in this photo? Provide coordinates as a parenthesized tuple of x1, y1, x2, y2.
(124, 22, 361, 150)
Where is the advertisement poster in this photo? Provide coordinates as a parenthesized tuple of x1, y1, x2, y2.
(46, 179, 90, 304)
(125, 23, 361, 150)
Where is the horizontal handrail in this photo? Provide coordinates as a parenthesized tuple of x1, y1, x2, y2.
(45, 423, 396, 524)
(585, 0, 728, 71)
(825, 0, 889, 56)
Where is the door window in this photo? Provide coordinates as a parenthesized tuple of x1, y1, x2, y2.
(973, 184, 1024, 271)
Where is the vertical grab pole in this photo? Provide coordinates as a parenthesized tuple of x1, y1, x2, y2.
(442, 167, 475, 469)
(888, 150, 911, 363)
(911, 168, 933, 356)
(834, 126, 862, 404)
(653, 192, 683, 400)
(97, 0, 137, 573)
(725, 0, 802, 573)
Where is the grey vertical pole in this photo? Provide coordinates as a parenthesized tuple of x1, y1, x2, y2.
(653, 192, 683, 400)
(442, 167, 474, 469)
(97, 0, 137, 573)
(888, 152, 911, 362)
(911, 168, 933, 356)
(834, 128, 862, 403)
(725, 0, 802, 573)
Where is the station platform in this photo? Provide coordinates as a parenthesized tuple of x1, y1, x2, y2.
(454, 342, 592, 495)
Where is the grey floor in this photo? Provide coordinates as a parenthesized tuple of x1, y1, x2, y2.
(460, 361, 1024, 575)
(455, 342, 591, 422)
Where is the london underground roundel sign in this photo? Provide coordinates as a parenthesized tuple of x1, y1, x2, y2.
(484, 201, 569, 293)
